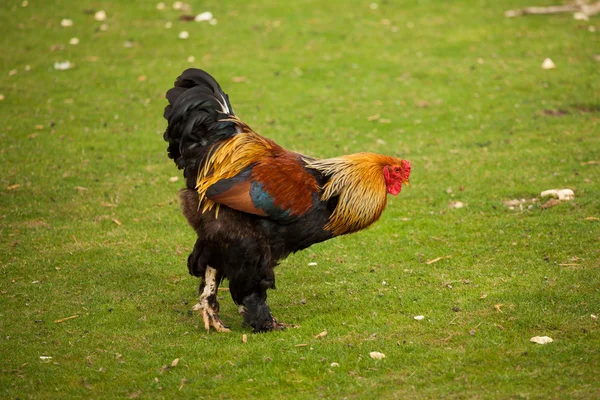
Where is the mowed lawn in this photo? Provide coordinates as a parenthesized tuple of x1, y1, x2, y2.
(1, 0, 599, 398)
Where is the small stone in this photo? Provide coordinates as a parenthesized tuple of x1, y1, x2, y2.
(308, 262, 317, 266)
(94, 10, 107, 21)
(178, 31, 189, 39)
(542, 58, 556, 70)
(195, 11, 213, 22)
(369, 351, 385, 360)
(69, 37, 79, 45)
(187, 55, 195, 63)
(60, 19, 73, 27)
(530, 336, 553, 344)
(413, 315, 424, 321)
(53, 61, 72, 71)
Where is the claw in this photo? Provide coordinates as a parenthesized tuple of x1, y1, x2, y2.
(271, 316, 298, 330)
(200, 305, 231, 333)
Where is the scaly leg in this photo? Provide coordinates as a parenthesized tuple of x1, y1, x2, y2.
(192, 266, 230, 333)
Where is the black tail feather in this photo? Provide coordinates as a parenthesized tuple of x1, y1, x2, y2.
(163, 69, 238, 188)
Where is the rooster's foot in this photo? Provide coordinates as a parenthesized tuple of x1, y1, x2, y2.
(271, 316, 298, 330)
(193, 302, 231, 333)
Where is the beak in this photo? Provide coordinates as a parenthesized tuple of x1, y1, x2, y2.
(402, 179, 410, 186)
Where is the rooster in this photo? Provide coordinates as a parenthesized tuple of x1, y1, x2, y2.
(163, 69, 411, 332)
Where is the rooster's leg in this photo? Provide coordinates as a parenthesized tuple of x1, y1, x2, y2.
(238, 292, 297, 332)
(193, 266, 230, 333)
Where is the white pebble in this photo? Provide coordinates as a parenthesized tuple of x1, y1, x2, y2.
(60, 19, 73, 27)
(53, 61, 72, 71)
(94, 10, 107, 21)
(195, 11, 213, 22)
(542, 58, 556, 70)
(69, 37, 80, 45)
(330, 362, 340, 367)
(369, 351, 386, 360)
(187, 55, 195, 63)
(178, 31, 189, 39)
(308, 262, 317, 266)
(413, 315, 425, 321)
(530, 336, 553, 345)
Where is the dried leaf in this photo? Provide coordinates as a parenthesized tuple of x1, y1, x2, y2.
(169, 176, 179, 183)
(494, 304, 504, 313)
(179, 378, 187, 390)
(171, 358, 179, 367)
(367, 113, 380, 121)
(314, 330, 328, 339)
(242, 334, 247, 343)
(7, 184, 21, 190)
(231, 76, 247, 83)
(54, 315, 78, 323)
(413, 315, 425, 321)
(541, 198, 560, 209)
(585, 217, 599, 221)
(295, 343, 308, 347)
(112, 219, 122, 226)
(426, 256, 451, 265)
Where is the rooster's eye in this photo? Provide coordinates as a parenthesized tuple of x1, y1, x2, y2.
(394, 167, 400, 173)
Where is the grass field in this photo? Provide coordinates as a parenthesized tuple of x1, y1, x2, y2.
(1, 0, 599, 398)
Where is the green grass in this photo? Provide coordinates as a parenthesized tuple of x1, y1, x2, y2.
(1, 0, 599, 398)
